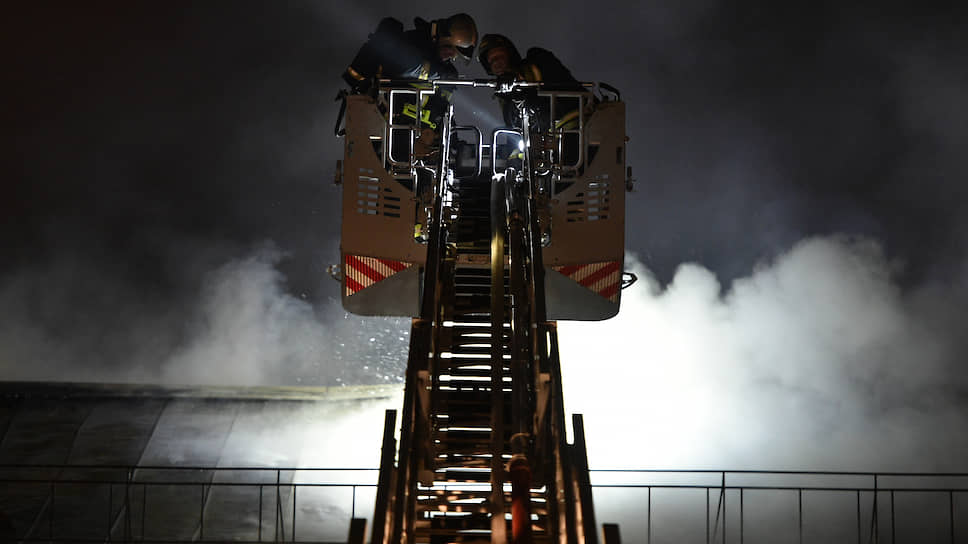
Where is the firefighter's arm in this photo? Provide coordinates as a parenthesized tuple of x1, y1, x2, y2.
(341, 18, 403, 92)
(342, 65, 371, 92)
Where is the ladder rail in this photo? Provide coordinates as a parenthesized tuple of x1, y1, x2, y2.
(385, 102, 456, 544)
(368, 83, 604, 543)
(490, 174, 509, 542)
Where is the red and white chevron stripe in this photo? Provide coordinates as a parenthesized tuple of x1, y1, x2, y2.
(552, 261, 621, 303)
(344, 255, 412, 296)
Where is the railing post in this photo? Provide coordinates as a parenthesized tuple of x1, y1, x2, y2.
(706, 488, 710, 544)
(722, 472, 727, 544)
(890, 490, 895, 543)
(199, 483, 205, 541)
(873, 474, 879, 544)
(950, 490, 955, 544)
(798, 488, 802, 544)
(258, 484, 263, 542)
(647, 486, 652, 544)
(740, 488, 744, 544)
(856, 490, 861, 544)
(276, 469, 283, 542)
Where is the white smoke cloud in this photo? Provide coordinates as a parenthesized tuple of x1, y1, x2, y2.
(3, 235, 967, 473)
(161, 246, 330, 385)
(0, 243, 408, 387)
(560, 235, 968, 471)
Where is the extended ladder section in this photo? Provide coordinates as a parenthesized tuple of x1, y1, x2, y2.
(335, 78, 628, 543)
(369, 96, 598, 543)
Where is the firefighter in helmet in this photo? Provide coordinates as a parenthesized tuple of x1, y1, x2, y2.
(342, 14, 477, 161)
(477, 34, 582, 128)
(342, 13, 478, 92)
(478, 34, 580, 89)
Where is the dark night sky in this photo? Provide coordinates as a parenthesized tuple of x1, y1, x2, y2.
(5, 2, 967, 291)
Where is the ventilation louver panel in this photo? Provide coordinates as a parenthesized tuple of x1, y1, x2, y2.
(565, 176, 611, 222)
(356, 168, 402, 218)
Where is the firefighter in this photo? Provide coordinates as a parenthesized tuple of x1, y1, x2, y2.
(342, 13, 478, 92)
(478, 34, 580, 90)
(477, 34, 583, 129)
(342, 15, 477, 161)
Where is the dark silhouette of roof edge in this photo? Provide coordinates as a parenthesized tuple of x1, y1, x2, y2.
(0, 380, 401, 402)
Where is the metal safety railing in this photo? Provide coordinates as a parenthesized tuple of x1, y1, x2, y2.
(374, 78, 601, 181)
(0, 465, 379, 543)
(1, 466, 965, 543)
(590, 469, 968, 544)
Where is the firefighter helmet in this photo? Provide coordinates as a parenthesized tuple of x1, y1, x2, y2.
(477, 34, 521, 75)
(436, 13, 478, 63)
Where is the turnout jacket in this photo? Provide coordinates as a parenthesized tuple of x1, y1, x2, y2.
(343, 17, 458, 90)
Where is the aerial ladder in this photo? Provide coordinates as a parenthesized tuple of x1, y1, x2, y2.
(336, 78, 630, 543)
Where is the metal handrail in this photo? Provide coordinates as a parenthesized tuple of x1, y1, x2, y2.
(2, 466, 965, 543)
(5, 464, 966, 483)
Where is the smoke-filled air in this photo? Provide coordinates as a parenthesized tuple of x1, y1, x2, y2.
(3, 232, 967, 471)
(0, 245, 408, 388)
(562, 237, 968, 471)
